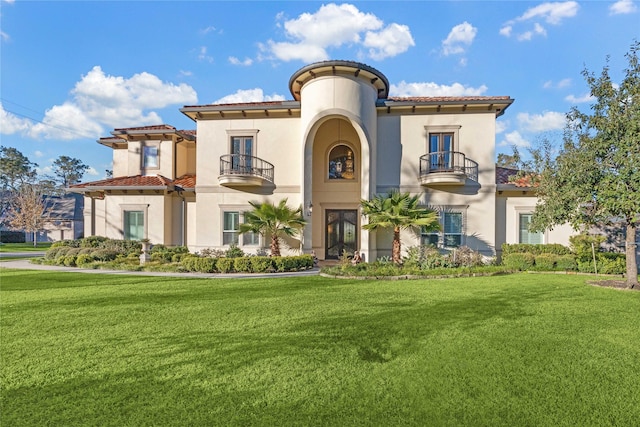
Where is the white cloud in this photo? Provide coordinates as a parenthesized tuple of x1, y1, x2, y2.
(565, 93, 595, 103)
(263, 3, 413, 62)
(214, 88, 286, 104)
(179, 70, 193, 77)
(4, 67, 197, 140)
(500, 1, 579, 41)
(200, 26, 218, 35)
(1, 31, 9, 42)
(34, 150, 44, 158)
(442, 22, 477, 56)
(390, 81, 488, 97)
(517, 111, 565, 132)
(198, 46, 214, 63)
(363, 23, 415, 60)
(544, 78, 572, 89)
(499, 131, 530, 148)
(0, 103, 32, 135)
(495, 120, 509, 134)
(609, 0, 637, 15)
(229, 56, 254, 66)
(86, 166, 100, 176)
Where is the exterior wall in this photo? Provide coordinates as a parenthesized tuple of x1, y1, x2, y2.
(176, 142, 196, 177)
(496, 192, 574, 258)
(112, 148, 128, 177)
(193, 116, 302, 253)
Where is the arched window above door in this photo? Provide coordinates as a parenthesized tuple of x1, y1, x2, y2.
(328, 144, 355, 180)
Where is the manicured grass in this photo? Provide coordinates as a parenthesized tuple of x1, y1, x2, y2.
(0, 242, 52, 252)
(1, 270, 639, 426)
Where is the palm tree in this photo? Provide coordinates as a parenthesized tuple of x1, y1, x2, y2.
(361, 191, 439, 264)
(239, 199, 306, 257)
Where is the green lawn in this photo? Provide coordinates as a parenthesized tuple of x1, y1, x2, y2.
(0, 242, 52, 252)
(1, 270, 639, 426)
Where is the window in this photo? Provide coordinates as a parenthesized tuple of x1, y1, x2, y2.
(328, 144, 355, 180)
(519, 214, 543, 244)
(124, 211, 144, 240)
(421, 211, 464, 248)
(230, 136, 253, 172)
(223, 211, 260, 246)
(143, 145, 159, 169)
(429, 133, 454, 170)
(223, 212, 239, 245)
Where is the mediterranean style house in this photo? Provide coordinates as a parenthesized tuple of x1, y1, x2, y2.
(70, 60, 573, 261)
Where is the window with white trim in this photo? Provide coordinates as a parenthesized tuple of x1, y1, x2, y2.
(223, 211, 260, 246)
(124, 210, 144, 241)
(519, 213, 543, 244)
(142, 145, 159, 169)
(421, 211, 464, 248)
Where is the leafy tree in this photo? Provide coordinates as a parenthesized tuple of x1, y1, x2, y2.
(52, 155, 89, 187)
(360, 191, 439, 264)
(239, 199, 306, 257)
(522, 41, 639, 288)
(5, 184, 50, 247)
(0, 146, 38, 191)
(497, 153, 520, 169)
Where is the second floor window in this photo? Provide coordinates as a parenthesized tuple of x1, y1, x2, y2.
(429, 133, 454, 169)
(143, 145, 159, 169)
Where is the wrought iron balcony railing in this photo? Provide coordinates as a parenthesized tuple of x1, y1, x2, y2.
(419, 151, 478, 183)
(220, 154, 274, 184)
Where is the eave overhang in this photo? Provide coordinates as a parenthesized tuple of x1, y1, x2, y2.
(180, 101, 301, 121)
(378, 97, 514, 117)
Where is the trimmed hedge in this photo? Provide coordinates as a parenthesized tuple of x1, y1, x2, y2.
(0, 231, 26, 243)
(502, 243, 571, 256)
(502, 253, 536, 271)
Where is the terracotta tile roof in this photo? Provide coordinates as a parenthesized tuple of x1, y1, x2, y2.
(387, 96, 512, 103)
(183, 100, 291, 108)
(70, 174, 196, 190)
(179, 130, 197, 137)
(113, 124, 176, 132)
(496, 166, 535, 188)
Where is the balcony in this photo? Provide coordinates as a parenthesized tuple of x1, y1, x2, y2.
(419, 151, 478, 186)
(219, 154, 274, 187)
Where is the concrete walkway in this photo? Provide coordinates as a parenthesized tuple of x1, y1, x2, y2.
(0, 258, 321, 279)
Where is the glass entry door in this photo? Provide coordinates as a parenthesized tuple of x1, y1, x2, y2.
(325, 210, 358, 259)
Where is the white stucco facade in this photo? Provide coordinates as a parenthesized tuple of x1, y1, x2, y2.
(71, 60, 577, 261)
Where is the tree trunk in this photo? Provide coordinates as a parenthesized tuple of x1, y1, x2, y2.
(271, 234, 280, 257)
(33, 231, 37, 247)
(392, 227, 401, 264)
(625, 224, 638, 289)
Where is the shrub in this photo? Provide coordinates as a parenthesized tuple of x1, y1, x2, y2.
(250, 256, 274, 273)
(502, 253, 535, 271)
(273, 256, 298, 272)
(53, 246, 72, 260)
(534, 253, 558, 270)
(556, 255, 578, 271)
(197, 248, 225, 258)
(216, 258, 235, 273)
(63, 255, 77, 267)
(91, 249, 119, 262)
(181, 255, 217, 273)
(502, 243, 571, 256)
(233, 257, 252, 273)
(0, 231, 25, 243)
(80, 236, 108, 248)
(76, 254, 95, 266)
(44, 246, 63, 260)
(598, 253, 626, 275)
(449, 246, 485, 267)
(225, 244, 245, 258)
(569, 234, 606, 262)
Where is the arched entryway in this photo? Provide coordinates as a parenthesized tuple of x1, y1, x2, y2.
(309, 117, 362, 259)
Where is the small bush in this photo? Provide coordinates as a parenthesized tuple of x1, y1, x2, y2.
(76, 254, 95, 266)
(534, 253, 558, 271)
(502, 253, 535, 271)
(274, 256, 298, 272)
(449, 246, 485, 267)
(181, 255, 217, 273)
(80, 236, 109, 248)
(197, 248, 225, 258)
(556, 255, 578, 271)
(63, 255, 77, 267)
(44, 246, 62, 260)
(569, 234, 606, 262)
(225, 244, 245, 258)
(233, 257, 252, 273)
(91, 249, 119, 262)
(502, 243, 571, 256)
(0, 231, 26, 243)
(250, 256, 274, 273)
(216, 258, 235, 273)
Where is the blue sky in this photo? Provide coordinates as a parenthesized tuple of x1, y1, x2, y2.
(1, 1, 638, 180)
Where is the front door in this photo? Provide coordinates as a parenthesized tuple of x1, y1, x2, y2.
(325, 210, 358, 259)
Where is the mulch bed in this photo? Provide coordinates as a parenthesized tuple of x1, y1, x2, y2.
(587, 279, 639, 291)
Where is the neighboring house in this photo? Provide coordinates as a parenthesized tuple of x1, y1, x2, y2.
(0, 193, 84, 242)
(70, 60, 571, 260)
